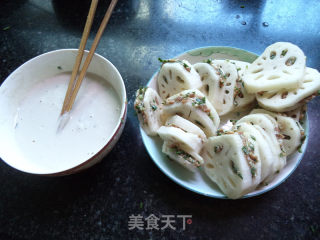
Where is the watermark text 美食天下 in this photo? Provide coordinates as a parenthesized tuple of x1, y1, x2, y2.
(128, 214, 192, 231)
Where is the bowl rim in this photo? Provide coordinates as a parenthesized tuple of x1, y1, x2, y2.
(0, 49, 127, 175)
(141, 45, 309, 199)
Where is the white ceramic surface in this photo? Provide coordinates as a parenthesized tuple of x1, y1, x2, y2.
(141, 46, 309, 199)
(0, 49, 127, 175)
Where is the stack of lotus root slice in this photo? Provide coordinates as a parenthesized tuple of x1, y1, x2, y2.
(134, 42, 320, 199)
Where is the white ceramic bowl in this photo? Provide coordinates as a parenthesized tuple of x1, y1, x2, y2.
(0, 49, 127, 176)
(141, 46, 308, 199)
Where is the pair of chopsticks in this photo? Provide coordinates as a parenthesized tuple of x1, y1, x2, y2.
(60, 0, 118, 115)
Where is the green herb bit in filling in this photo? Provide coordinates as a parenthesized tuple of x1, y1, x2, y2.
(136, 87, 147, 98)
(172, 147, 199, 165)
(182, 62, 191, 72)
(237, 67, 241, 71)
(234, 86, 244, 98)
(192, 97, 206, 106)
(231, 161, 243, 179)
(250, 167, 256, 177)
(216, 68, 223, 76)
(248, 142, 255, 151)
(151, 105, 157, 111)
(217, 129, 224, 136)
(135, 103, 145, 113)
(219, 79, 224, 88)
(183, 91, 195, 99)
(250, 135, 256, 141)
(242, 146, 249, 155)
(159, 58, 191, 72)
(205, 58, 213, 64)
(297, 134, 306, 153)
(158, 57, 176, 64)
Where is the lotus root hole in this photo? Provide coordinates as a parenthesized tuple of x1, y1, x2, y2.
(207, 151, 214, 159)
(280, 49, 288, 57)
(225, 90, 229, 94)
(267, 92, 278, 99)
(226, 73, 230, 77)
(281, 91, 288, 99)
(195, 120, 205, 128)
(273, 66, 277, 70)
(161, 84, 165, 88)
(267, 75, 280, 80)
(254, 74, 264, 80)
(176, 76, 185, 83)
(163, 76, 168, 84)
(257, 62, 262, 66)
(286, 57, 296, 66)
(226, 82, 231, 86)
(206, 163, 214, 169)
(201, 74, 208, 81)
(205, 84, 209, 94)
(270, 51, 276, 59)
(228, 177, 236, 188)
(221, 179, 228, 188)
(252, 68, 263, 74)
(169, 70, 172, 79)
(223, 99, 226, 104)
(196, 69, 199, 73)
(262, 56, 266, 60)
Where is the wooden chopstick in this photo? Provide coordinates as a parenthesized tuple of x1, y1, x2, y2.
(61, 0, 99, 115)
(62, 0, 119, 114)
